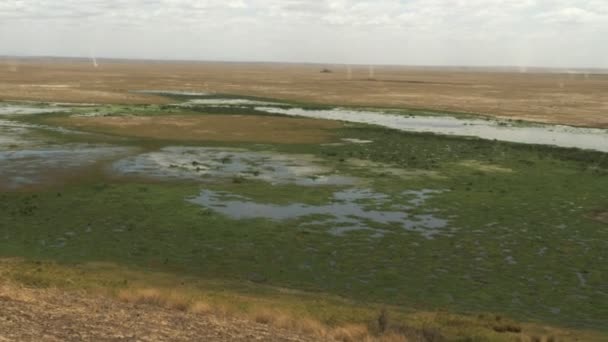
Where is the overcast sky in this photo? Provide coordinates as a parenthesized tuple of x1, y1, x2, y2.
(1, 0, 607, 68)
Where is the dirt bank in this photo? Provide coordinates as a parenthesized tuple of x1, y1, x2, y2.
(0, 284, 315, 342)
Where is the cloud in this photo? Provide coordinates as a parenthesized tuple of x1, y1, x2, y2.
(539, 6, 605, 24)
(0, 0, 606, 68)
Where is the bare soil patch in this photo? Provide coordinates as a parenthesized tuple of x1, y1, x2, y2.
(589, 210, 608, 224)
(0, 284, 314, 342)
(1, 59, 608, 128)
(52, 115, 342, 144)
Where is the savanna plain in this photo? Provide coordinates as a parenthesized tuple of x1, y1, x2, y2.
(0, 59, 607, 341)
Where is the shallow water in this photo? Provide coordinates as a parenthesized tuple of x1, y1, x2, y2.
(0, 119, 46, 149)
(342, 138, 373, 144)
(189, 188, 448, 238)
(0, 121, 31, 148)
(0, 104, 68, 116)
(133, 90, 211, 96)
(0, 104, 78, 149)
(0, 146, 133, 189)
(0, 117, 92, 148)
(182, 99, 279, 106)
(256, 107, 608, 152)
(113, 147, 356, 186)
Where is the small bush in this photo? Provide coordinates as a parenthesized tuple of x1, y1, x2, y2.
(493, 323, 522, 333)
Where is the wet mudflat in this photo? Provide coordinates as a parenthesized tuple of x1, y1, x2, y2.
(0, 104, 132, 189)
(189, 188, 448, 238)
(0, 145, 134, 189)
(0, 105, 69, 148)
(113, 147, 356, 186)
(0, 121, 32, 149)
(0, 104, 68, 116)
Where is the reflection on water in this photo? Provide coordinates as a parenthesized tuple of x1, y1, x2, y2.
(181, 98, 279, 106)
(0, 146, 133, 189)
(0, 120, 34, 149)
(189, 188, 448, 238)
(0, 104, 68, 115)
(255, 107, 608, 152)
(113, 147, 357, 186)
(133, 90, 211, 96)
(0, 117, 91, 149)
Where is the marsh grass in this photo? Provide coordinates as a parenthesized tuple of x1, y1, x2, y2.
(1, 99, 607, 339)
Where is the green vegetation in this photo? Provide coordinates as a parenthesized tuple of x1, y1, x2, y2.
(1, 99, 607, 340)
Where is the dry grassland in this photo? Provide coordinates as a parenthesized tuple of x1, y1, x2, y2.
(1, 58, 607, 127)
(51, 114, 343, 144)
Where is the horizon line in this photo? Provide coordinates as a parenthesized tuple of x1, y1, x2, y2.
(1, 54, 607, 74)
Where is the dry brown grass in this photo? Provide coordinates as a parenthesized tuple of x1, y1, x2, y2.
(375, 333, 409, 342)
(0, 283, 39, 303)
(50, 114, 343, 144)
(118, 288, 328, 335)
(117, 288, 191, 311)
(253, 308, 328, 337)
(0, 282, 317, 341)
(5, 280, 596, 341)
(519, 336, 560, 342)
(330, 324, 371, 341)
(115, 287, 417, 341)
(1, 58, 607, 128)
(2, 259, 605, 341)
(189, 300, 214, 315)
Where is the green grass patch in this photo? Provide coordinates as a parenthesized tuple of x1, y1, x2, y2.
(1, 100, 607, 337)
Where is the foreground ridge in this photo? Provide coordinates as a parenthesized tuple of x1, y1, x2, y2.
(0, 284, 315, 342)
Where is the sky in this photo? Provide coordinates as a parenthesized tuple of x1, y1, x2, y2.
(1, 0, 607, 68)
